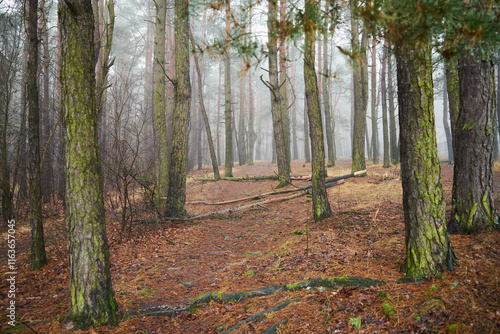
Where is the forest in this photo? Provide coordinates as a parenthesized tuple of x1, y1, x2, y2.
(0, 0, 499, 333)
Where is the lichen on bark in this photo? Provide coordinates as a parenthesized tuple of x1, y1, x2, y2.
(396, 46, 455, 282)
(59, 0, 117, 328)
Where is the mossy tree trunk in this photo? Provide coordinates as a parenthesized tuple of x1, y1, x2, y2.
(445, 58, 459, 164)
(322, 9, 334, 167)
(303, 97, 311, 163)
(153, 0, 169, 205)
(164, 0, 191, 218)
(27, 0, 47, 270)
(247, 58, 256, 165)
(442, 72, 453, 164)
(396, 46, 455, 281)
(291, 46, 299, 161)
(59, 0, 117, 328)
(381, 43, 390, 168)
(279, 0, 291, 166)
(224, 0, 233, 177)
(304, 0, 332, 221)
(40, 0, 54, 205)
(238, 59, 247, 166)
(448, 52, 499, 234)
(267, 0, 290, 188)
(350, 0, 366, 172)
(387, 53, 399, 164)
(370, 37, 378, 165)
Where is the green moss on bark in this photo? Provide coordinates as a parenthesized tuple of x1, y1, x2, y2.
(396, 46, 455, 282)
(60, 0, 117, 328)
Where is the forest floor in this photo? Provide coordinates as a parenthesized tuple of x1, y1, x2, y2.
(1, 158, 500, 334)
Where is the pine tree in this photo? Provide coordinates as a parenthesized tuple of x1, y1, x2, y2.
(59, 0, 117, 327)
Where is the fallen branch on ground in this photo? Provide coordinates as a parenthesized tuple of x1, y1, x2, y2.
(188, 180, 345, 220)
(188, 170, 365, 207)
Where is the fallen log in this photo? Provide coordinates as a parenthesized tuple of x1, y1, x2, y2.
(188, 170, 365, 206)
(193, 174, 316, 182)
(188, 180, 344, 219)
(188, 188, 299, 206)
(189, 190, 310, 220)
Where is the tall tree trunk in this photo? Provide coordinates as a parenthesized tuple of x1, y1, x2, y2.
(217, 59, 222, 164)
(497, 50, 500, 161)
(291, 46, 299, 161)
(197, 93, 203, 170)
(448, 52, 499, 234)
(442, 69, 453, 164)
(381, 42, 390, 168)
(26, 0, 47, 271)
(322, 10, 334, 167)
(60, 0, 117, 327)
(224, 0, 233, 177)
(388, 53, 398, 164)
(153, 0, 168, 205)
(40, 0, 53, 205)
(247, 57, 256, 165)
(396, 45, 454, 281)
(445, 57, 459, 159)
(350, 0, 366, 172)
(279, 0, 291, 166)
(191, 32, 220, 180)
(238, 59, 247, 165)
(166, 0, 175, 157)
(95, 0, 115, 169)
(304, 96, 311, 163)
(267, 0, 290, 187)
(370, 36, 378, 164)
(145, 2, 154, 163)
(304, 0, 331, 221)
(164, 0, 191, 218)
(56, 14, 66, 204)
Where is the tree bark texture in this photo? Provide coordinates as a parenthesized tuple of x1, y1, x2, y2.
(350, 0, 366, 172)
(448, 52, 499, 234)
(396, 46, 454, 281)
(279, 0, 291, 166)
(238, 59, 247, 166)
(370, 37, 378, 165)
(304, 0, 331, 221)
(224, 0, 233, 177)
(291, 46, 299, 161)
(304, 96, 311, 163)
(40, 0, 54, 205)
(381, 44, 390, 168)
(267, 0, 290, 188)
(387, 53, 398, 164)
(27, 0, 47, 270)
(445, 58, 459, 162)
(442, 71, 453, 164)
(247, 60, 256, 165)
(59, 0, 117, 327)
(322, 15, 334, 167)
(164, 0, 191, 218)
(153, 0, 169, 204)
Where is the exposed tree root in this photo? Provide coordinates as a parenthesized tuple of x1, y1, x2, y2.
(262, 316, 290, 334)
(137, 276, 385, 318)
(219, 299, 299, 334)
